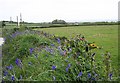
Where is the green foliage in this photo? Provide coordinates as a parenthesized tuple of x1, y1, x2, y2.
(2, 21, 6, 27)
(19, 25, 27, 31)
(2, 29, 118, 81)
(52, 19, 66, 24)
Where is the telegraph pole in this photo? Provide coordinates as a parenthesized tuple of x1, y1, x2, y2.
(10, 17, 12, 23)
(20, 13, 22, 26)
(17, 16, 19, 28)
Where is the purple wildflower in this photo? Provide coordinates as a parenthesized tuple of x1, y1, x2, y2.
(92, 77, 95, 80)
(58, 46, 61, 50)
(109, 73, 112, 80)
(78, 71, 82, 77)
(11, 33, 16, 38)
(15, 58, 19, 65)
(57, 38, 60, 44)
(49, 49, 54, 54)
(45, 47, 49, 52)
(3, 71, 8, 76)
(6, 64, 13, 70)
(58, 48, 66, 56)
(45, 47, 54, 54)
(11, 75, 15, 81)
(11, 31, 20, 38)
(88, 73, 91, 78)
(15, 58, 22, 68)
(66, 67, 69, 72)
(60, 50, 64, 55)
(10, 64, 13, 69)
(66, 63, 71, 72)
(68, 64, 71, 68)
(52, 65, 56, 70)
(51, 44, 55, 46)
(29, 48, 34, 54)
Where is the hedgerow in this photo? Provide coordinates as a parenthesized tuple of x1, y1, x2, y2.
(2, 29, 118, 81)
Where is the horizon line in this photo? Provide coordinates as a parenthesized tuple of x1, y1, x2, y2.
(0, 19, 118, 23)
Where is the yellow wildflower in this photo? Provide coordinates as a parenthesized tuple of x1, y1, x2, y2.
(89, 43, 99, 48)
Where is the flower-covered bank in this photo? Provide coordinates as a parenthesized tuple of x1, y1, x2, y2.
(2, 29, 118, 81)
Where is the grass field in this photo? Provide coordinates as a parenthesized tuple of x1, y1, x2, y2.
(34, 25, 118, 70)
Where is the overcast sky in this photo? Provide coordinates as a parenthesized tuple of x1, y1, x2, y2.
(0, 0, 119, 22)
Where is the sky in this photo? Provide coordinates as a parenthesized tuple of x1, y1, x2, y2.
(0, 0, 119, 22)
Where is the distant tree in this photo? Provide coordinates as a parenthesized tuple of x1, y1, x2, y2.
(2, 21, 6, 28)
(52, 19, 66, 24)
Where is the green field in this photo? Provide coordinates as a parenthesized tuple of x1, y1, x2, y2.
(34, 25, 118, 70)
